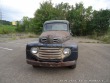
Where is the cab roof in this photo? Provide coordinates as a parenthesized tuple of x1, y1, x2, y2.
(44, 20, 69, 25)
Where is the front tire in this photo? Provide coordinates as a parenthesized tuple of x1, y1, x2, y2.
(32, 65, 37, 68)
(68, 60, 77, 69)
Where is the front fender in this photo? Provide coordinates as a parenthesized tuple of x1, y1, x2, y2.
(26, 41, 78, 62)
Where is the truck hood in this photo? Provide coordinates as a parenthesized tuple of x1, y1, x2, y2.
(39, 31, 70, 44)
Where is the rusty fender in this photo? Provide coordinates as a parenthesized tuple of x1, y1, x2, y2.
(26, 59, 76, 67)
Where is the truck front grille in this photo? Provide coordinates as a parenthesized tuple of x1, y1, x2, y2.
(38, 47, 62, 59)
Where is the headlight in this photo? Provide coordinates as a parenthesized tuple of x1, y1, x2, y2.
(63, 48, 71, 56)
(31, 47, 38, 54)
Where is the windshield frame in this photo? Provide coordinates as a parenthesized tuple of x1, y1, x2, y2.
(43, 22, 69, 32)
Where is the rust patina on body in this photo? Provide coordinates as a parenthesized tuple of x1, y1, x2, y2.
(27, 59, 75, 67)
(26, 20, 78, 69)
(39, 31, 70, 44)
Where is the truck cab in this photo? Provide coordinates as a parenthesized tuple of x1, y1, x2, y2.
(26, 20, 78, 69)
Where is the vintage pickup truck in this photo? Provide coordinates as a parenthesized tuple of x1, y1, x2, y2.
(26, 20, 78, 69)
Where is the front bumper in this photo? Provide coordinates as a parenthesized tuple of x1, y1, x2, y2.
(26, 59, 76, 67)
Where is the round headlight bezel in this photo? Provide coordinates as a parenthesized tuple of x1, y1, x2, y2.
(63, 48, 71, 56)
(31, 47, 38, 54)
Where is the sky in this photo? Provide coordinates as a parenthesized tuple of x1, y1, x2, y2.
(0, 0, 110, 21)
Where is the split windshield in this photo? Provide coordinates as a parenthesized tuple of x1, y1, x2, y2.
(44, 23, 68, 31)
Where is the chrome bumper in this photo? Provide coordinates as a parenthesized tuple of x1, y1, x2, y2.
(26, 59, 76, 67)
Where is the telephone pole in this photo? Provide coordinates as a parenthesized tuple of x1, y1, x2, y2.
(0, 0, 2, 25)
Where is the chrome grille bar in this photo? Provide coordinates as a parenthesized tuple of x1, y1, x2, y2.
(38, 47, 62, 59)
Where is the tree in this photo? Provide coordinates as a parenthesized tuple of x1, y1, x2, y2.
(67, 2, 93, 36)
(15, 1, 110, 37)
(33, 1, 55, 34)
(55, 2, 70, 19)
(90, 9, 110, 35)
(16, 16, 30, 32)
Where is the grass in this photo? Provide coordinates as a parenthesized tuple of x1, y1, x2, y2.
(0, 33, 38, 39)
(10, 33, 39, 39)
(96, 29, 110, 44)
(0, 33, 39, 43)
(79, 41, 100, 43)
(0, 24, 110, 44)
(0, 25, 38, 40)
(0, 25, 16, 34)
(98, 35, 110, 44)
(0, 25, 39, 42)
(88, 33, 110, 44)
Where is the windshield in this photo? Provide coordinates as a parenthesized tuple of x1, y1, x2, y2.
(44, 23, 68, 31)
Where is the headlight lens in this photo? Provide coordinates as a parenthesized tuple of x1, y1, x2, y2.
(63, 48, 71, 55)
(31, 47, 38, 54)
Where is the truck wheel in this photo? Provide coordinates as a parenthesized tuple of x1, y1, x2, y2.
(32, 65, 37, 68)
(68, 64, 76, 69)
(68, 60, 77, 69)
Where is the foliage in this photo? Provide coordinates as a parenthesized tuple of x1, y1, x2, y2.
(88, 9, 110, 36)
(15, 1, 110, 37)
(67, 3, 93, 36)
(100, 27, 110, 43)
(33, 1, 55, 34)
(0, 20, 11, 25)
(0, 25, 16, 34)
(15, 17, 30, 32)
